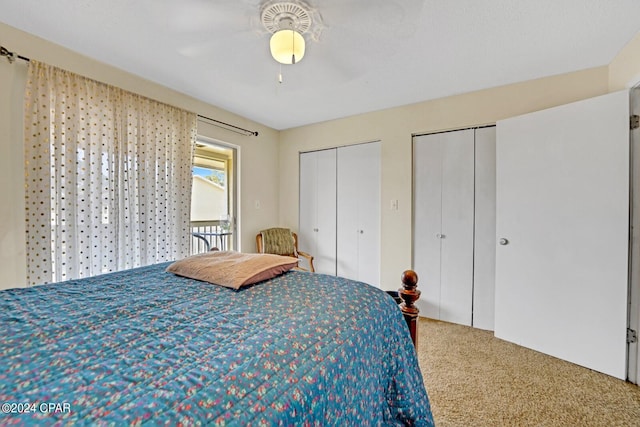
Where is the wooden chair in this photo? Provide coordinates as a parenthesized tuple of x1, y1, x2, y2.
(256, 228, 315, 272)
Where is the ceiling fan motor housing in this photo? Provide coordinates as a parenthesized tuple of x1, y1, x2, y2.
(261, 1, 312, 34)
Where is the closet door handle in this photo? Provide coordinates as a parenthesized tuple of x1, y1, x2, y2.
(436, 233, 445, 239)
(499, 238, 509, 245)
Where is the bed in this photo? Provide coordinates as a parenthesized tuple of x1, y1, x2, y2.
(0, 253, 434, 425)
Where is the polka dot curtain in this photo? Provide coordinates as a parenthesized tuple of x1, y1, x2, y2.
(24, 61, 196, 286)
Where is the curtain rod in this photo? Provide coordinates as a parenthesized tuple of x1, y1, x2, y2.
(0, 45, 30, 63)
(197, 114, 259, 137)
(1, 45, 258, 137)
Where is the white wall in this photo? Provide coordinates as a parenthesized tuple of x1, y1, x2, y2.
(610, 29, 640, 90)
(0, 22, 280, 289)
(0, 54, 27, 290)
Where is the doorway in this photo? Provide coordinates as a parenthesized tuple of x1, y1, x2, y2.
(190, 137, 238, 254)
(494, 90, 630, 380)
(629, 86, 640, 384)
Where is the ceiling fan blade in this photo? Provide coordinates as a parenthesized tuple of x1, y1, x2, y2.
(156, 0, 261, 34)
(319, 0, 426, 42)
(307, 38, 370, 82)
(306, 0, 426, 80)
(178, 31, 265, 62)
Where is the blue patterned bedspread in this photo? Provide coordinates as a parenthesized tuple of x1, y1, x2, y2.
(0, 264, 433, 426)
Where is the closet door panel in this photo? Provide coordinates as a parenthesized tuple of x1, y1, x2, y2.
(355, 141, 381, 287)
(314, 149, 337, 275)
(314, 149, 336, 275)
(440, 130, 475, 326)
(413, 134, 443, 320)
(336, 142, 381, 286)
(336, 146, 359, 281)
(298, 152, 317, 257)
(473, 126, 497, 330)
(299, 150, 337, 276)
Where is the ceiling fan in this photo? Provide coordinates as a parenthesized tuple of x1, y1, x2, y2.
(169, 0, 426, 81)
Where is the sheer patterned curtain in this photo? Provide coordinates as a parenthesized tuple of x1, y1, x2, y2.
(24, 61, 196, 286)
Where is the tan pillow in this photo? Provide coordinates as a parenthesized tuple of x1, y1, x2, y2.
(166, 251, 299, 290)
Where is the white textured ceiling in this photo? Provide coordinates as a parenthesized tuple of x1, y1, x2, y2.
(1, 0, 640, 130)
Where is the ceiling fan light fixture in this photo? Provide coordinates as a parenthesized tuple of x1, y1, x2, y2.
(261, 1, 313, 66)
(270, 28, 305, 65)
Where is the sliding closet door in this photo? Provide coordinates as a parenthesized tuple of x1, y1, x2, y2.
(495, 90, 629, 379)
(299, 151, 318, 269)
(473, 126, 497, 330)
(414, 130, 475, 325)
(413, 136, 443, 319)
(439, 130, 475, 325)
(299, 149, 337, 275)
(336, 142, 381, 287)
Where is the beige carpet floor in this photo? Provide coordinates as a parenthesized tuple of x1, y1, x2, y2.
(416, 318, 640, 427)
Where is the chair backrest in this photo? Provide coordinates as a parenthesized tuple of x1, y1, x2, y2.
(256, 228, 297, 256)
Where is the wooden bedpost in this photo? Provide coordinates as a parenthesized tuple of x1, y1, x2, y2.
(399, 270, 421, 348)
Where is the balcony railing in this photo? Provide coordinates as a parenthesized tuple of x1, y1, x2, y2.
(190, 220, 233, 254)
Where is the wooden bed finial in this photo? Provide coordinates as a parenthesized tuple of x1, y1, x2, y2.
(399, 270, 421, 347)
